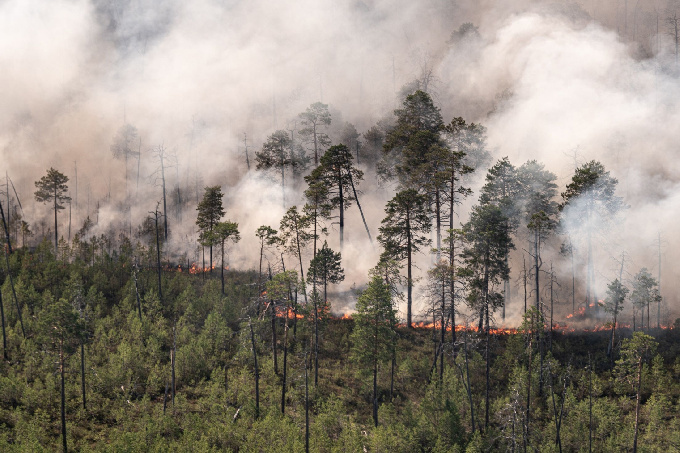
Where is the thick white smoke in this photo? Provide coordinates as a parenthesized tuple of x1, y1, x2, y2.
(1, 0, 678, 324)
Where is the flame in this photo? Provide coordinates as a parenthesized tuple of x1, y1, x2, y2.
(567, 306, 587, 319)
(274, 307, 305, 320)
(187, 262, 215, 274)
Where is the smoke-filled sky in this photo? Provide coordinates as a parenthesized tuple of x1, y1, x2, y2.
(2, 0, 679, 325)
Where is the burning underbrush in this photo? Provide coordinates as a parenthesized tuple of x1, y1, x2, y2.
(273, 310, 674, 335)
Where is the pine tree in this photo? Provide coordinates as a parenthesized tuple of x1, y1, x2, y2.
(378, 189, 432, 328)
(350, 272, 397, 427)
(299, 102, 331, 165)
(255, 130, 308, 206)
(196, 186, 225, 273)
(34, 168, 71, 252)
(307, 240, 344, 386)
(604, 278, 628, 357)
(305, 144, 363, 248)
(560, 161, 625, 316)
(459, 202, 513, 430)
(212, 221, 240, 294)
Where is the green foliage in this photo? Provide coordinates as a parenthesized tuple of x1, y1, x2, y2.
(604, 278, 628, 318)
(196, 186, 225, 248)
(459, 203, 513, 324)
(307, 241, 344, 302)
(378, 189, 432, 262)
(299, 102, 332, 164)
(350, 274, 396, 367)
(1, 244, 679, 452)
(33, 168, 71, 212)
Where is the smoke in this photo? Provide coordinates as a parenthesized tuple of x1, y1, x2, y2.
(2, 0, 679, 325)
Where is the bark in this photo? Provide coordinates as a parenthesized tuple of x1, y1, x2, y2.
(373, 355, 378, 427)
(449, 176, 457, 350)
(280, 299, 289, 414)
(338, 167, 344, 249)
(60, 338, 68, 453)
(294, 221, 307, 305)
(161, 154, 168, 240)
(313, 287, 319, 386)
(390, 334, 396, 400)
(0, 290, 6, 360)
(439, 272, 446, 382)
(80, 342, 86, 410)
(163, 381, 168, 413)
(589, 357, 592, 453)
(570, 239, 575, 314)
(633, 356, 642, 453)
(271, 302, 278, 375)
(525, 326, 532, 452)
(257, 243, 264, 316)
(171, 326, 176, 408)
(220, 239, 226, 295)
(155, 212, 162, 301)
(406, 209, 413, 329)
(372, 309, 379, 427)
(1, 234, 24, 338)
(435, 188, 441, 257)
(348, 165, 372, 243)
(0, 199, 12, 254)
(485, 305, 490, 430)
(133, 265, 142, 321)
(249, 320, 260, 419)
(54, 186, 59, 252)
(464, 329, 475, 434)
(305, 353, 310, 453)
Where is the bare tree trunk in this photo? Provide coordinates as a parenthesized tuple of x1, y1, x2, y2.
(60, 338, 68, 453)
(305, 352, 310, 453)
(347, 164, 372, 244)
(373, 354, 378, 427)
(220, 240, 225, 295)
(485, 305, 490, 430)
(163, 381, 168, 413)
(464, 328, 475, 434)
(80, 341, 86, 410)
(271, 301, 278, 375)
(658, 232, 661, 329)
(406, 211, 413, 329)
(155, 211, 162, 301)
(525, 321, 532, 452)
(281, 299, 289, 414)
(54, 187, 59, 252)
(0, 201, 24, 337)
(171, 326, 176, 408)
(133, 263, 142, 321)
(589, 355, 592, 453)
(633, 356, 643, 453)
(0, 290, 6, 360)
(249, 319, 260, 419)
(390, 334, 396, 400)
(338, 168, 344, 249)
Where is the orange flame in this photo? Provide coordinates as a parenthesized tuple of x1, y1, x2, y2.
(187, 262, 215, 274)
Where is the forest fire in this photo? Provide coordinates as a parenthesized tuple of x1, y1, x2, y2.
(275, 307, 305, 320)
(161, 263, 216, 274)
(187, 263, 215, 274)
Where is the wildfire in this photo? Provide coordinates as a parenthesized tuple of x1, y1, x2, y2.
(188, 263, 215, 274)
(567, 306, 586, 319)
(272, 307, 305, 320)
